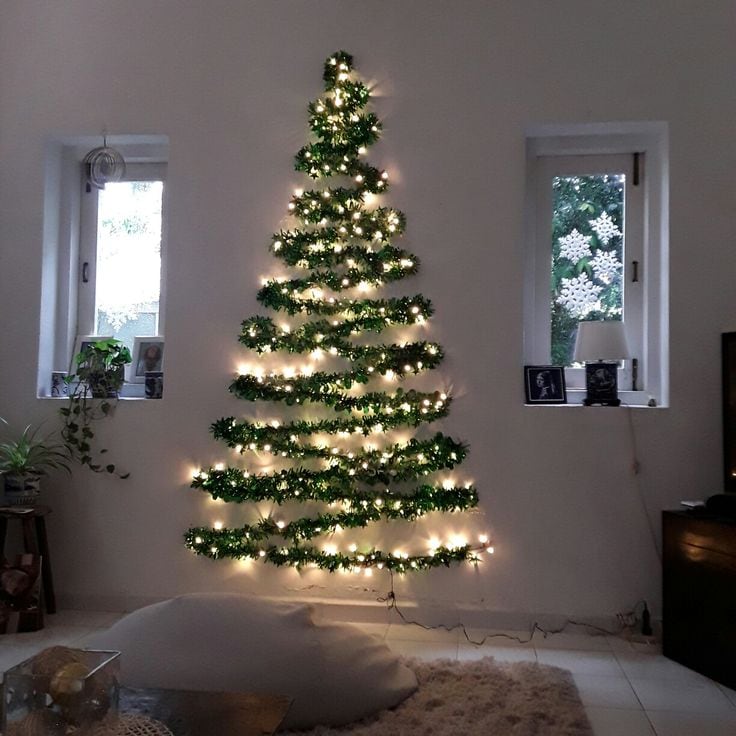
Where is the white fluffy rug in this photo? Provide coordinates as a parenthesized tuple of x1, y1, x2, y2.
(284, 657, 593, 736)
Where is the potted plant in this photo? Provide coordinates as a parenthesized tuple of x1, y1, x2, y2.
(60, 339, 131, 478)
(73, 338, 132, 399)
(0, 419, 70, 505)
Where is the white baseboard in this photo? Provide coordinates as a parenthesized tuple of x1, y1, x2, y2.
(56, 591, 626, 638)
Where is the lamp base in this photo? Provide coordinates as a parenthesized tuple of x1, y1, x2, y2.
(583, 397, 621, 407)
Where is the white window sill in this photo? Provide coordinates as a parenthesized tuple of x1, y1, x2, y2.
(526, 390, 661, 408)
(38, 383, 161, 400)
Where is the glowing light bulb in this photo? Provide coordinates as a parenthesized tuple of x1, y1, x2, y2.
(479, 534, 489, 544)
(276, 520, 285, 529)
(194, 536, 203, 545)
(358, 146, 367, 155)
(214, 462, 224, 471)
(486, 546, 495, 555)
(214, 521, 223, 530)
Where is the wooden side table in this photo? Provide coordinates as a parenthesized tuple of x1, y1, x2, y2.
(0, 505, 56, 614)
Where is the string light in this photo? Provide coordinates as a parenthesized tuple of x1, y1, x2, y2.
(185, 50, 486, 574)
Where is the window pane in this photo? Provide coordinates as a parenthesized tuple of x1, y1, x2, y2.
(94, 181, 163, 348)
(550, 174, 624, 365)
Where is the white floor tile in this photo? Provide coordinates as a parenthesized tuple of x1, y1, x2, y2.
(647, 709, 736, 736)
(536, 649, 625, 677)
(46, 610, 123, 628)
(533, 631, 613, 652)
(0, 625, 98, 650)
(628, 677, 735, 716)
(457, 642, 537, 663)
(573, 674, 642, 709)
(584, 706, 655, 736)
(616, 652, 711, 683)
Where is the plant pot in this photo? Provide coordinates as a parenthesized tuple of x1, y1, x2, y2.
(3, 474, 41, 506)
(88, 367, 124, 399)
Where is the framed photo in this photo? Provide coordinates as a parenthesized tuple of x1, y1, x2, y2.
(73, 335, 112, 366)
(584, 362, 618, 405)
(131, 337, 165, 383)
(524, 365, 567, 404)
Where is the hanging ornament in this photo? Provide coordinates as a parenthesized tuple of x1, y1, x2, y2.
(83, 133, 126, 190)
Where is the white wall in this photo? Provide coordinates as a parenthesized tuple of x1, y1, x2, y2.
(1, 0, 734, 622)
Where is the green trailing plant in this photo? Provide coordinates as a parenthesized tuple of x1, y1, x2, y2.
(60, 338, 131, 478)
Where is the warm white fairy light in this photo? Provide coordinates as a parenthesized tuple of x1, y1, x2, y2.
(213, 521, 223, 530)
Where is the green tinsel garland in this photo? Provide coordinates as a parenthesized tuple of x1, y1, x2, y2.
(185, 50, 488, 572)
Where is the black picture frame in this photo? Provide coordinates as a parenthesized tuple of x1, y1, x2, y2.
(584, 362, 619, 406)
(524, 365, 567, 404)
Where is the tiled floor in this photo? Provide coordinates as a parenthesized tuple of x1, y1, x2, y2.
(1, 612, 735, 735)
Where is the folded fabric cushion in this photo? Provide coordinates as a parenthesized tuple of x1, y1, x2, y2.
(84, 593, 417, 729)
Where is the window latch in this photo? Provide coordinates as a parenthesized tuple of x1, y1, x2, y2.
(632, 260, 639, 283)
(82, 262, 89, 283)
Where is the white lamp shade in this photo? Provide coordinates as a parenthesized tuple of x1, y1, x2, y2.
(573, 320, 631, 362)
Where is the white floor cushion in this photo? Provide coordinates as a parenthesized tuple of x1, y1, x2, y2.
(85, 593, 417, 729)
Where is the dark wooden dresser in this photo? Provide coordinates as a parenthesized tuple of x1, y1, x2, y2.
(662, 510, 736, 687)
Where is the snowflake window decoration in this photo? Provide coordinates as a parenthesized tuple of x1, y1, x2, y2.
(558, 229, 592, 262)
(556, 273, 602, 318)
(591, 251, 622, 285)
(589, 212, 621, 246)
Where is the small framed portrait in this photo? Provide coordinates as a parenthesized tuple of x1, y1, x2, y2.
(73, 335, 113, 365)
(131, 337, 165, 383)
(524, 365, 567, 404)
(584, 362, 619, 405)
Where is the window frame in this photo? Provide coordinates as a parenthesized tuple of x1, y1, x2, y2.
(532, 153, 643, 390)
(523, 125, 669, 407)
(77, 162, 168, 341)
(38, 135, 169, 398)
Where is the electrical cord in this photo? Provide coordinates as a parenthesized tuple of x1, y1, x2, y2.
(622, 403, 662, 562)
(378, 571, 625, 646)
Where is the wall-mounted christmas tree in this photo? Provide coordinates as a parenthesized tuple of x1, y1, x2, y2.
(185, 51, 492, 574)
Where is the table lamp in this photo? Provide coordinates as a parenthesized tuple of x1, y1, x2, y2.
(573, 321, 630, 406)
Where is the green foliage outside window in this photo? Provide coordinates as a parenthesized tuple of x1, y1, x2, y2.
(550, 174, 624, 365)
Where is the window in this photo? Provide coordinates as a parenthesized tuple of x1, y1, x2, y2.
(524, 125, 668, 406)
(79, 163, 166, 349)
(38, 135, 168, 397)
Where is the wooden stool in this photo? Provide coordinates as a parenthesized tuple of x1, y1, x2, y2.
(0, 505, 56, 614)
